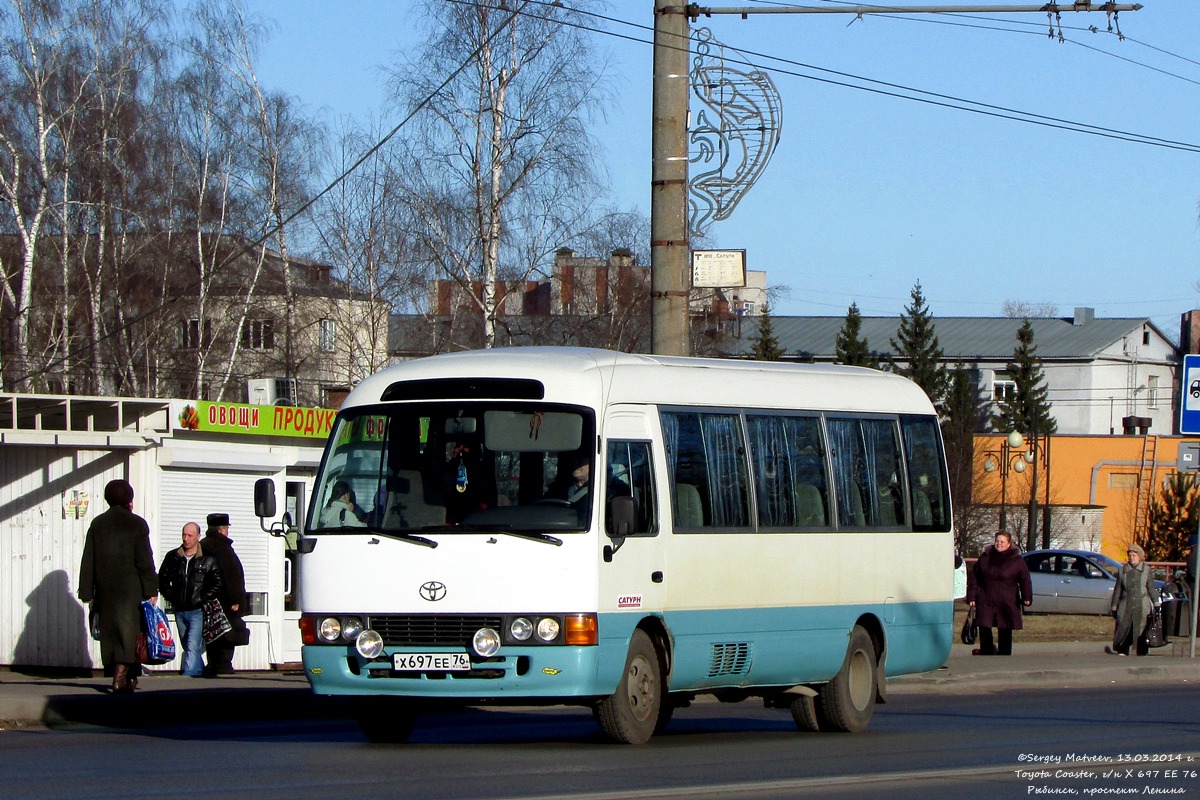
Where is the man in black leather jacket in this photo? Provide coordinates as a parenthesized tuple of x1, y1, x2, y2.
(158, 522, 223, 677)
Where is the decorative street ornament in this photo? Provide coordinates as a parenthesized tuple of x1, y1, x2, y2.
(688, 28, 783, 239)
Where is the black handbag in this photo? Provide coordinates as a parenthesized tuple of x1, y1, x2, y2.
(1145, 606, 1166, 648)
(201, 598, 232, 645)
(960, 606, 978, 645)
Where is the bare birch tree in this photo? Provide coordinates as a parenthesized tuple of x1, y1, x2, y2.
(0, 0, 86, 390)
(312, 122, 414, 380)
(387, 0, 609, 349)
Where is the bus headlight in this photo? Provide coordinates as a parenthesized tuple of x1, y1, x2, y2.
(318, 617, 343, 642)
(342, 617, 364, 641)
(473, 627, 501, 657)
(536, 617, 561, 642)
(509, 617, 533, 641)
(356, 629, 384, 659)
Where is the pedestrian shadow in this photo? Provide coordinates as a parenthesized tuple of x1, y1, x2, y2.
(12, 570, 93, 678)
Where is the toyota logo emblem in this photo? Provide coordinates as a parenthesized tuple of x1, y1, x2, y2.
(419, 581, 447, 602)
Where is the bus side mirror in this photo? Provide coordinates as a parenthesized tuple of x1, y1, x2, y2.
(254, 478, 277, 518)
(604, 495, 637, 562)
(609, 495, 636, 538)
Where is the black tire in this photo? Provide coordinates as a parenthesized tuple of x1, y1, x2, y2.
(815, 626, 877, 733)
(594, 629, 663, 744)
(789, 693, 821, 732)
(356, 699, 418, 744)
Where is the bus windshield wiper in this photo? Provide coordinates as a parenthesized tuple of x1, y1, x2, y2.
(360, 527, 438, 548)
(468, 526, 563, 546)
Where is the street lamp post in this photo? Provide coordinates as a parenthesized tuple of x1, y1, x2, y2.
(983, 431, 1026, 534)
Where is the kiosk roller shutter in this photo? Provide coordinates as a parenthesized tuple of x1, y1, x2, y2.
(157, 470, 270, 595)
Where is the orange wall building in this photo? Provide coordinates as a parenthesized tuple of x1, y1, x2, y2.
(972, 432, 1200, 560)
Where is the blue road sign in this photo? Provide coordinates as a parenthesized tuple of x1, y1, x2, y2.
(1181, 354, 1200, 435)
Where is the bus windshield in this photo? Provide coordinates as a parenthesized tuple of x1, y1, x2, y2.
(310, 403, 596, 535)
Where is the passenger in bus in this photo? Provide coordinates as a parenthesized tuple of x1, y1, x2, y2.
(874, 455, 904, 526)
(321, 480, 366, 528)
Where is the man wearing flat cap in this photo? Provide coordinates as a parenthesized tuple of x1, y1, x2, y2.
(201, 512, 247, 675)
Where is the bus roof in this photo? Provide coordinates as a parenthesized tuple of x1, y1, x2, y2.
(345, 347, 935, 416)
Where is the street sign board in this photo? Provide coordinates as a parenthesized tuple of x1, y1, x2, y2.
(1181, 354, 1200, 435)
(1179, 442, 1200, 473)
(691, 250, 746, 288)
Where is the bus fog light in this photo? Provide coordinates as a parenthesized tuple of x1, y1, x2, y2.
(510, 617, 533, 641)
(473, 627, 501, 657)
(356, 629, 384, 659)
(536, 617, 561, 642)
(318, 617, 342, 642)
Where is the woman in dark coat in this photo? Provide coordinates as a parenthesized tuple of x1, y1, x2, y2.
(77, 479, 159, 693)
(967, 531, 1033, 656)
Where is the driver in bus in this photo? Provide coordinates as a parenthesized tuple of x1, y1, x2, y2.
(320, 480, 366, 528)
(544, 453, 592, 523)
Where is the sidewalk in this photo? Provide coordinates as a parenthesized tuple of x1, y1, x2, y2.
(889, 638, 1200, 694)
(2, 640, 1199, 729)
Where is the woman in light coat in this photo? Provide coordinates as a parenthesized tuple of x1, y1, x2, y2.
(1108, 544, 1160, 656)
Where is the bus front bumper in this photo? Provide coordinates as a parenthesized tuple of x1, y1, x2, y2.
(301, 643, 622, 700)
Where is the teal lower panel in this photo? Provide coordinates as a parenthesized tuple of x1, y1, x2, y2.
(658, 601, 951, 689)
(301, 601, 952, 700)
(882, 600, 954, 677)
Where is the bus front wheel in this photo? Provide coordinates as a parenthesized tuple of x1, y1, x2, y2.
(815, 625, 877, 733)
(594, 629, 663, 744)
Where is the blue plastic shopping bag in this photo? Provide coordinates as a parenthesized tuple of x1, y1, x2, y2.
(139, 600, 177, 664)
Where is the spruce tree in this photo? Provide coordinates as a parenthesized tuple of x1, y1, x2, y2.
(991, 319, 1057, 437)
(888, 282, 947, 407)
(748, 303, 784, 361)
(835, 302, 873, 367)
(1145, 473, 1198, 561)
(942, 363, 985, 553)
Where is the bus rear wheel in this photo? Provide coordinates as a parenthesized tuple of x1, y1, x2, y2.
(355, 698, 417, 744)
(788, 693, 821, 732)
(594, 629, 663, 744)
(815, 625, 877, 733)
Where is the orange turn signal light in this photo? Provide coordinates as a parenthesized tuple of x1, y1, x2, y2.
(564, 613, 598, 646)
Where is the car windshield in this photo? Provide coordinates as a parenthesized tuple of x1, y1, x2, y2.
(310, 403, 596, 535)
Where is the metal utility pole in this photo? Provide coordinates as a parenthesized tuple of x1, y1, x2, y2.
(649, 2, 1141, 356)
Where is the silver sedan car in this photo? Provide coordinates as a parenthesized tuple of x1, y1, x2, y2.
(1022, 549, 1127, 615)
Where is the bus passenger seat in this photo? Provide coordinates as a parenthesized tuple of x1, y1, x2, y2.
(675, 483, 704, 527)
(796, 484, 826, 527)
(912, 488, 932, 527)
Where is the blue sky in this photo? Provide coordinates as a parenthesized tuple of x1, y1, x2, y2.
(244, 1, 1200, 337)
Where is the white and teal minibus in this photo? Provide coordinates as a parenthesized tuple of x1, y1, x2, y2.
(256, 347, 953, 743)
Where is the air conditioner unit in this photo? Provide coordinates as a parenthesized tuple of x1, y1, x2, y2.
(247, 377, 297, 406)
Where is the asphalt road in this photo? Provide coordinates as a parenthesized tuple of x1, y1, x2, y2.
(3, 684, 1199, 800)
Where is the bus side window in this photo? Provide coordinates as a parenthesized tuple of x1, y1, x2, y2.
(605, 440, 657, 535)
(828, 418, 905, 529)
(662, 410, 750, 530)
(746, 414, 830, 529)
(901, 415, 950, 532)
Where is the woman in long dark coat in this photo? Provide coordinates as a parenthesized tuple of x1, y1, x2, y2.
(1108, 543, 1160, 656)
(77, 479, 159, 693)
(967, 531, 1033, 656)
